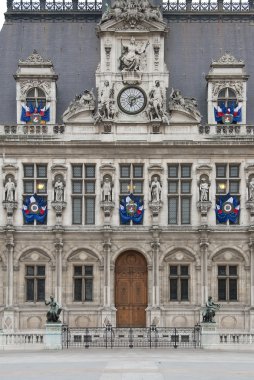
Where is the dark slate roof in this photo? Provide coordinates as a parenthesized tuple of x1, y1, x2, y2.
(0, 14, 254, 124)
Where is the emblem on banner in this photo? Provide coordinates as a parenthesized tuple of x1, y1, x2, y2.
(215, 193, 240, 224)
(119, 193, 144, 224)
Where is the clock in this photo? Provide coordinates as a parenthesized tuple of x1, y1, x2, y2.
(118, 87, 147, 115)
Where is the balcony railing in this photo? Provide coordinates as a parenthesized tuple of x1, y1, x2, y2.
(6, 1, 254, 13)
(8, 1, 103, 12)
(199, 124, 254, 136)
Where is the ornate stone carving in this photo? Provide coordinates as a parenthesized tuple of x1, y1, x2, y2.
(199, 175, 210, 202)
(169, 88, 201, 122)
(120, 37, 149, 72)
(249, 177, 254, 201)
(19, 49, 52, 65)
(212, 52, 243, 65)
(150, 176, 162, 203)
(20, 80, 51, 99)
(94, 81, 116, 124)
(197, 201, 212, 217)
(153, 40, 160, 71)
(212, 81, 243, 100)
(104, 39, 112, 72)
(63, 89, 95, 120)
(100, 0, 163, 26)
(147, 80, 169, 124)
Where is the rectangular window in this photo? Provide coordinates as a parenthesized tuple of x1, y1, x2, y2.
(168, 164, 192, 225)
(25, 265, 45, 302)
(216, 164, 240, 224)
(23, 164, 48, 225)
(169, 265, 189, 301)
(73, 265, 94, 302)
(71, 164, 96, 225)
(119, 164, 144, 225)
(218, 265, 238, 301)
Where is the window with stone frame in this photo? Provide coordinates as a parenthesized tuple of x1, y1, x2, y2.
(119, 164, 144, 225)
(168, 164, 192, 225)
(216, 163, 240, 224)
(26, 87, 46, 109)
(23, 163, 48, 225)
(73, 265, 93, 302)
(71, 164, 96, 225)
(25, 265, 45, 302)
(217, 265, 238, 301)
(169, 264, 189, 301)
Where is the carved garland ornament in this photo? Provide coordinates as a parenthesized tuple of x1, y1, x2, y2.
(20, 80, 51, 99)
(212, 52, 243, 65)
(212, 81, 244, 101)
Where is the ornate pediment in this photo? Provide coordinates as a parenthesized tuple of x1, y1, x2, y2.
(169, 89, 202, 123)
(98, 1, 165, 32)
(63, 90, 95, 123)
(19, 250, 51, 262)
(68, 250, 99, 262)
(19, 50, 52, 66)
(212, 52, 244, 66)
(164, 250, 195, 263)
(212, 250, 244, 263)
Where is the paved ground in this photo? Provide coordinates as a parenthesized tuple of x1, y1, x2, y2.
(0, 349, 254, 380)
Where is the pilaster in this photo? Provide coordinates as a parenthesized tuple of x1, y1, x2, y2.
(53, 229, 64, 305)
(199, 229, 209, 306)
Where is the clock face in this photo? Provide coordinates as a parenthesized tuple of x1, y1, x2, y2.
(118, 87, 147, 115)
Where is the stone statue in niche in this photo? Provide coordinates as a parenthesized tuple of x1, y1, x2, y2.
(54, 177, 64, 202)
(150, 176, 162, 202)
(102, 177, 112, 202)
(200, 178, 209, 202)
(94, 80, 115, 123)
(4, 177, 16, 202)
(120, 37, 149, 72)
(249, 177, 254, 201)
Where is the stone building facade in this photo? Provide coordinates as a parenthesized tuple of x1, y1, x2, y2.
(1, 0, 254, 332)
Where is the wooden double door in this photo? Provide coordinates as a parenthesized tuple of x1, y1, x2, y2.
(115, 251, 147, 327)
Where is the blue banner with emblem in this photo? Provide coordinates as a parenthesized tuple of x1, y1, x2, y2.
(215, 193, 240, 224)
(119, 193, 144, 224)
(22, 194, 47, 223)
(21, 103, 50, 124)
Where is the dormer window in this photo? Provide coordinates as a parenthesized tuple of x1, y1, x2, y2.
(26, 87, 46, 109)
(206, 53, 248, 125)
(15, 50, 58, 125)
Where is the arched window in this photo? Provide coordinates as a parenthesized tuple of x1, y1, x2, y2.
(26, 87, 46, 109)
(218, 88, 237, 108)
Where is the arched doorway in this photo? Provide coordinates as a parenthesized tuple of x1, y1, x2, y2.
(115, 251, 148, 327)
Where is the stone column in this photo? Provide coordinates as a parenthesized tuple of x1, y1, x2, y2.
(54, 231, 64, 305)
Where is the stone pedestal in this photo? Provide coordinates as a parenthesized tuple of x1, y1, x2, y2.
(200, 323, 220, 349)
(44, 323, 62, 350)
